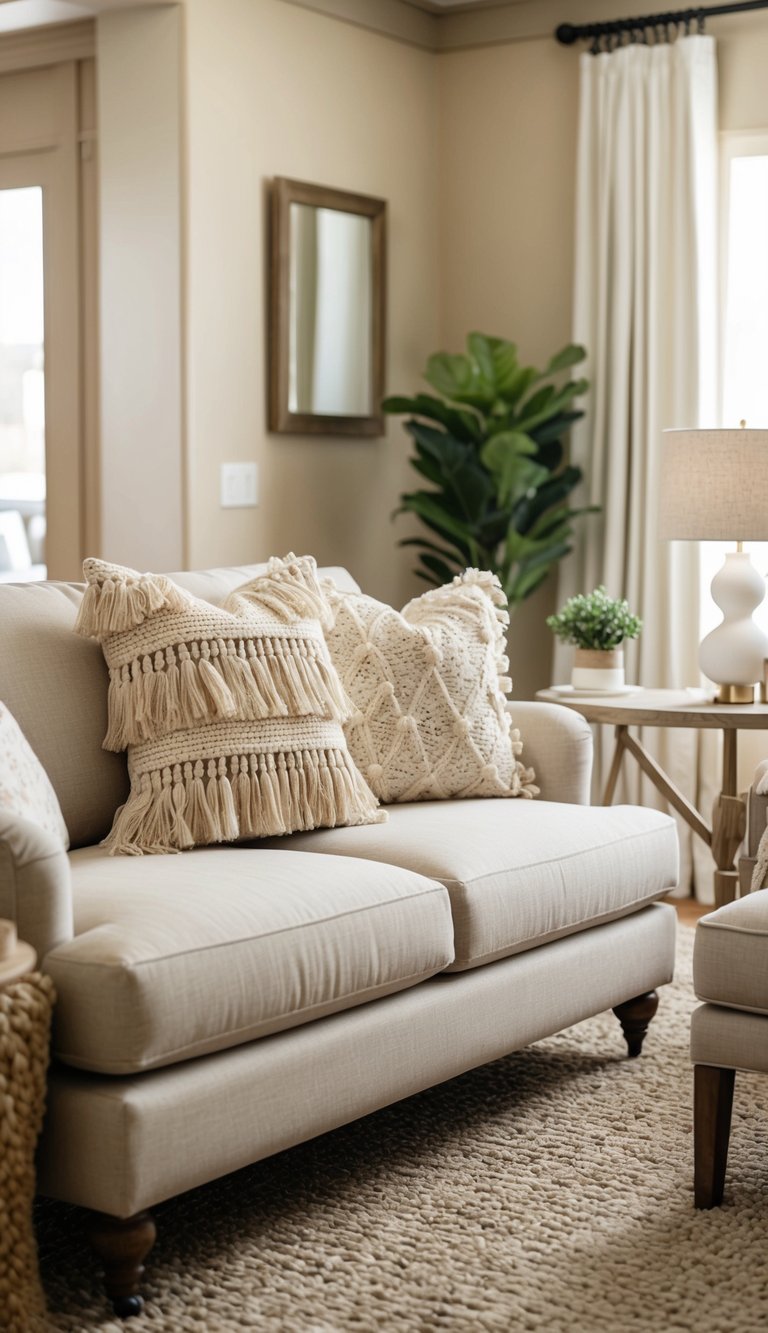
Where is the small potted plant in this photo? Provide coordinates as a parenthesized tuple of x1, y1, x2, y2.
(547, 586, 642, 691)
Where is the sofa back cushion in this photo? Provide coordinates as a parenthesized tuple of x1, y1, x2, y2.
(0, 564, 359, 849)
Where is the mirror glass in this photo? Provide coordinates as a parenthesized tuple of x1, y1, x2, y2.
(270, 178, 386, 436)
(288, 203, 373, 417)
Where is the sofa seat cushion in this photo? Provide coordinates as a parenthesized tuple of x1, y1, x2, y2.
(267, 799, 679, 971)
(693, 890, 768, 1016)
(45, 846, 454, 1074)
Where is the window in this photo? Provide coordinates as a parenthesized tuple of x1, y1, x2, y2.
(701, 133, 768, 639)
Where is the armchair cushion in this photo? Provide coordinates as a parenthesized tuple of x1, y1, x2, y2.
(693, 890, 768, 1016)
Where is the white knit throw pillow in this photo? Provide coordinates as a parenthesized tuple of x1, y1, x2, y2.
(0, 703, 69, 848)
(75, 554, 383, 853)
(322, 570, 538, 803)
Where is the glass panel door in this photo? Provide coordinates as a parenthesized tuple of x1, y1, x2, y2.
(0, 185, 46, 578)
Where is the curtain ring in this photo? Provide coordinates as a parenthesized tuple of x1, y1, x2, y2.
(591, 32, 600, 54)
(698, 8, 706, 34)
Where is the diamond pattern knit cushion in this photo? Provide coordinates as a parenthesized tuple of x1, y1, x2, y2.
(75, 554, 383, 853)
(322, 570, 538, 804)
(0, 703, 69, 848)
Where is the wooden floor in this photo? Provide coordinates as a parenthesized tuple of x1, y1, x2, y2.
(663, 896, 710, 927)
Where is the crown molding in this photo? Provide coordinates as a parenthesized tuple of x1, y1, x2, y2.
(279, 0, 746, 51)
(278, 0, 437, 51)
(0, 16, 94, 71)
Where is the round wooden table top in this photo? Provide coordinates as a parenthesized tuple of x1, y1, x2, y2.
(535, 686, 768, 730)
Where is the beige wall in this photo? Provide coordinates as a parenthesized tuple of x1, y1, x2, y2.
(438, 35, 580, 698)
(97, 5, 184, 569)
(183, 0, 440, 607)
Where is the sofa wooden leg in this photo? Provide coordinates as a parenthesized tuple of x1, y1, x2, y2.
(694, 1064, 735, 1209)
(86, 1209, 156, 1318)
(612, 989, 659, 1057)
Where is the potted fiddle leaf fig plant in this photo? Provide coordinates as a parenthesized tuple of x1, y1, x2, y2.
(383, 332, 596, 607)
(547, 586, 642, 691)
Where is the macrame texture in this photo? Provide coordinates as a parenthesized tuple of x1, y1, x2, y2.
(76, 553, 348, 750)
(75, 554, 383, 854)
(0, 973, 55, 1333)
(323, 570, 538, 804)
(105, 718, 385, 855)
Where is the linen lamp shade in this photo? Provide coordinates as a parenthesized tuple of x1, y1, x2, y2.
(660, 429, 768, 541)
(660, 428, 768, 701)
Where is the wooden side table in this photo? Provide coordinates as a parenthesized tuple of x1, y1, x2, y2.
(536, 688, 768, 906)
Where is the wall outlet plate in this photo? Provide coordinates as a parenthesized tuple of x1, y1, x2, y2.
(220, 462, 258, 508)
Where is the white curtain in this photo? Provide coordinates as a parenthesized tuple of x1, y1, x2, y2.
(556, 35, 719, 900)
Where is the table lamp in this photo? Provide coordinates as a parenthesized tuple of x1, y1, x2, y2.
(660, 428, 768, 703)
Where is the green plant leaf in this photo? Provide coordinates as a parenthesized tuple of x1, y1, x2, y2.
(399, 536, 465, 569)
(382, 394, 483, 444)
(544, 343, 587, 376)
(391, 331, 595, 601)
(425, 352, 496, 409)
(481, 432, 548, 508)
(398, 491, 479, 561)
(418, 551, 459, 584)
(515, 379, 589, 435)
(528, 410, 584, 447)
(407, 422, 494, 523)
(467, 332, 496, 386)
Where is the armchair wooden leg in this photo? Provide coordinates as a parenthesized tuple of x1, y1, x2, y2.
(86, 1210, 156, 1318)
(612, 990, 659, 1058)
(694, 1064, 735, 1209)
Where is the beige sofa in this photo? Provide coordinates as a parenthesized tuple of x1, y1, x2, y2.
(0, 564, 679, 1318)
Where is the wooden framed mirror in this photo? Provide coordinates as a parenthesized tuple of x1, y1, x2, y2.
(269, 177, 387, 436)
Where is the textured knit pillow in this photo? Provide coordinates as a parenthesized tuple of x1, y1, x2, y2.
(0, 703, 69, 848)
(322, 570, 538, 803)
(75, 554, 383, 853)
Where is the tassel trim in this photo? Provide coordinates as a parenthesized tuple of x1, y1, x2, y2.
(404, 568, 513, 700)
(76, 559, 189, 638)
(103, 747, 386, 855)
(103, 635, 352, 750)
(231, 553, 334, 629)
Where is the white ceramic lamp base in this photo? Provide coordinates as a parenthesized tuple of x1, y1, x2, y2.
(699, 551, 768, 702)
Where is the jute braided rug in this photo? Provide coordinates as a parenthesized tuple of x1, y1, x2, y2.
(35, 926, 768, 1332)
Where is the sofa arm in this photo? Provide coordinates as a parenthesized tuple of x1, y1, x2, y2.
(509, 701, 593, 805)
(0, 813, 73, 960)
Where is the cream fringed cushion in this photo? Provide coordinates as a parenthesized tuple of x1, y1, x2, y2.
(322, 570, 538, 804)
(76, 554, 383, 853)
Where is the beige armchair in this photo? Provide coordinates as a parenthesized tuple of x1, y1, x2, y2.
(691, 768, 768, 1207)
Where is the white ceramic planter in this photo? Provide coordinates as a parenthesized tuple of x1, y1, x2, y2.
(571, 647, 625, 692)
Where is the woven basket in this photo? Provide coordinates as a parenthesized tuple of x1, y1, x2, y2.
(0, 973, 55, 1333)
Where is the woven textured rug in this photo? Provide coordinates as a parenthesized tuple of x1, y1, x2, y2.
(36, 926, 768, 1331)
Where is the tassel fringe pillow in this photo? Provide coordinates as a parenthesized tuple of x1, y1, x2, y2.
(76, 554, 383, 853)
(322, 570, 538, 804)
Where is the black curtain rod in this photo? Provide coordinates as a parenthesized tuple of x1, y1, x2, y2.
(556, 0, 768, 46)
